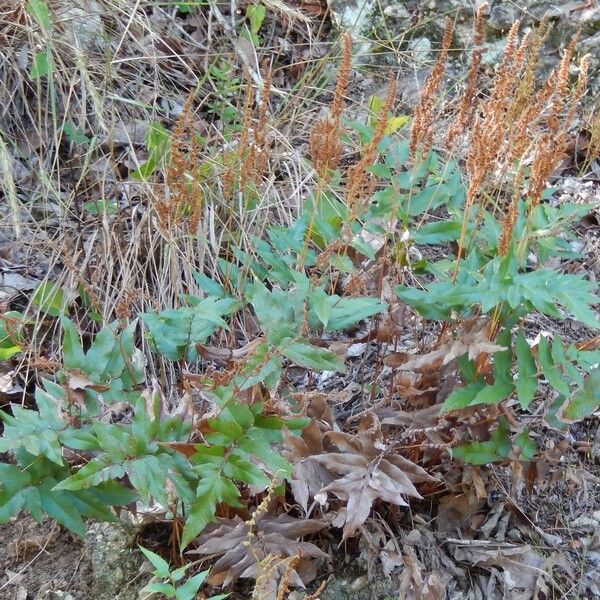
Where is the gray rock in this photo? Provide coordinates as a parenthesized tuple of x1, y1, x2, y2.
(487, 5, 519, 31)
(327, 0, 600, 100)
(320, 571, 398, 600)
(57, 1, 106, 51)
(86, 521, 144, 600)
(327, 0, 376, 33)
(408, 37, 432, 66)
(383, 4, 410, 20)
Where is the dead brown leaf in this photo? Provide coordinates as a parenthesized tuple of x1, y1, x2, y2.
(189, 513, 327, 597)
(312, 414, 436, 538)
(283, 419, 335, 512)
(450, 540, 545, 591)
(385, 319, 506, 371)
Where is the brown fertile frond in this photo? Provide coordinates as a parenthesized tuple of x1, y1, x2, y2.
(463, 20, 524, 209)
(498, 164, 525, 255)
(309, 32, 352, 178)
(410, 17, 453, 157)
(346, 73, 397, 217)
(445, 3, 487, 147)
(511, 15, 551, 120)
(223, 69, 255, 199)
(158, 92, 203, 232)
(585, 109, 600, 168)
(241, 60, 273, 188)
(529, 53, 590, 206)
(547, 35, 579, 134)
(332, 32, 352, 124)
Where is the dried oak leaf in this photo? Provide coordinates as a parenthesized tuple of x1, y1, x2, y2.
(385, 318, 506, 371)
(189, 513, 327, 590)
(283, 418, 335, 511)
(313, 413, 436, 538)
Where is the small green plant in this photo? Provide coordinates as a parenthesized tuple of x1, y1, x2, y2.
(139, 546, 228, 600)
(131, 122, 171, 181)
(242, 3, 266, 48)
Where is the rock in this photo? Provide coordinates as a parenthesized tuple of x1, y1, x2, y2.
(320, 570, 398, 600)
(327, 0, 376, 33)
(86, 521, 144, 600)
(424, 0, 477, 19)
(383, 4, 410, 20)
(487, 4, 519, 31)
(408, 37, 432, 66)
(56, 1, 105, 51)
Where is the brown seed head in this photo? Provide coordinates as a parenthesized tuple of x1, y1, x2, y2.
(410, 17, 453, 157)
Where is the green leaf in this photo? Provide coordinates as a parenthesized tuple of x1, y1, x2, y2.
(470, 381, 514, 406)
(324, 297, 386, 331)
(452, 419, 511, 465)
(32, 281, 67, 317)
(311, 289, 331, 328)
(0, 399, 64, 465)
(561, 368, 600, 422)
(237, 428, 291, 476)
(514, 329, 537, 409)
(142, 582, 176, 597)
(38, 478, 86, 536)
(246, 3, 266, 34)
(175, 570, 210, 600)
(60, 317, 86, 370)
(282, 340, 345, 372)
(206, 416, 244, 442)
(139, 546, 171, 579)
(84, 323, 123, 382)
(83, 200, 118, 215)
(0, 464, 31, 522)
(181, 488, 217, 549)
(538, 336, 570, 395)
(131, 122, 170, 180)
(411, 220, 462, 244)
(441, 380, 486, 412)
(27, 0, 52, 28)
(514, 429, 536, 460)
(192, 272, 225, 297)
(0, 313, 22, 359)
(63, 123, 91, 145)
(29, 50, 51, 80)
(223, 453, 269, 487)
